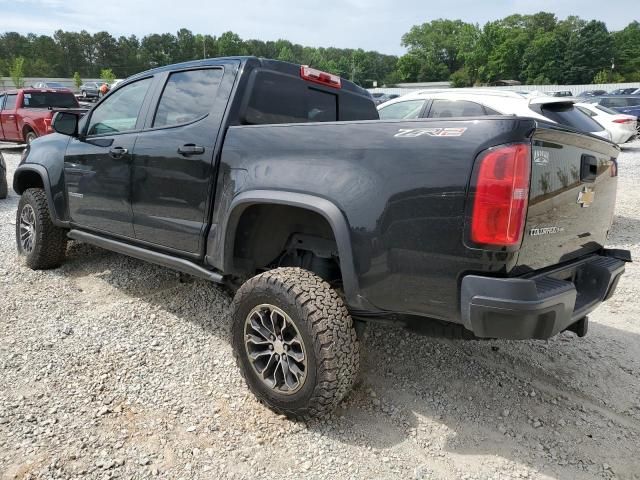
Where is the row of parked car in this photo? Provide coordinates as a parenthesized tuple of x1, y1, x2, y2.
(376, 89, 640, 145)
(30, 80, 121, 101)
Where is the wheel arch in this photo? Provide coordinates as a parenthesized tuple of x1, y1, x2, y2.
(221, 190, 360, 304)
(13, 165, 68, 228)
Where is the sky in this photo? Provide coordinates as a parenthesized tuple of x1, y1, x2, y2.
(0, 0, 636, 55)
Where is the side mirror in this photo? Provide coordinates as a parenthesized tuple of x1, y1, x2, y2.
(52, 111, 79, 137)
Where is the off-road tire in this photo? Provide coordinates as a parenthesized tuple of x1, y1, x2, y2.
(231, 267, 359, 420)
(0, 170, 7, 199)
(16, 188, 67, 269)
(24, 130, 37, 145)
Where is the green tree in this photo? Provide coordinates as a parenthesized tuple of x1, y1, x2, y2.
(612, 21, 640, 80)
(564, 20, 613, 84)
(450, 68, 473, 87)
(402, 19, 480, 76)
(100, 68, 116, 84)
(9, 56, 25, 88)
(73, 71, 82, 89)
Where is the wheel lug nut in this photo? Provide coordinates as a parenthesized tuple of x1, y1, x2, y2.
(284, 345, 288, 351)
(274, 354, 279, 360)
(268, 345, 273, 350)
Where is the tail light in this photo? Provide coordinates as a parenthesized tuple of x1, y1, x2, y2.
(471, 143, 531, 247)
(300, 66, 341, 89)
(44, 118, 52, 132)
(612, 118, 634, 124)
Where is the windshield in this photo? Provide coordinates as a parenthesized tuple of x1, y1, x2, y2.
(22, 92, 78, 109)
(539, 103, 604, 132)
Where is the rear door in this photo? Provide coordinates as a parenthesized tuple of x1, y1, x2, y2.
(516, 128, 620, 271)
(64, 77, 155, 237)
(0, 93, 20, 141)
(130, 62, 237, 255)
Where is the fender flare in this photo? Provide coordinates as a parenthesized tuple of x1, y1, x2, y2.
(13, 164, 68, 228)
(221, 190, 360, 304)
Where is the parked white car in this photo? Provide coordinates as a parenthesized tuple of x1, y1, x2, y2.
(575, 102, 637, 144)
(377, 89, 612, 141)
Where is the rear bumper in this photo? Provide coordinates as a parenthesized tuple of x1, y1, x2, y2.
(460, 251, 629, 340)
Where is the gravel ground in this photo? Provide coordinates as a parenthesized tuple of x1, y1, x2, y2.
(1, 139, 640, 480)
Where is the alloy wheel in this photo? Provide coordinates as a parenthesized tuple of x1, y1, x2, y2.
(19, 204, 36, 253)
(243, 304, 307, 395)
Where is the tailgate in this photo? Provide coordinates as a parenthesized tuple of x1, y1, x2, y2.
(516, 128, 620, 271)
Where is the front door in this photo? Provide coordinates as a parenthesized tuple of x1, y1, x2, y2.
(64, 77, 154, 237)
(130, 66, 231, 254)
(0, 93, 20, 141)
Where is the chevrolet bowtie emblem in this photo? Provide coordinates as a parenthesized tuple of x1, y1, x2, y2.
(577, 186, 595, 208)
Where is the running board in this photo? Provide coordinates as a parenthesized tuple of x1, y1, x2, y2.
(67, 230, 225, 284)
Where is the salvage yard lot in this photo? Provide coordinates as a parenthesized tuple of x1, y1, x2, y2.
(1, 141, 640, 480)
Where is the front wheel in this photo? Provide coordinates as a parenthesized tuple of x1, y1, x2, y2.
(16, 188, 68, 269)
(231, 267, 359, 420)
(24, 130, 37, 145)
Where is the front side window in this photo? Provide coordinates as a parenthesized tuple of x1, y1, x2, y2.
(429, 99, 487, 118)
(4, 94, 17, 110)
(378, 100, 425, 120)
(153, 69, 223, 128)
(86, 78, 152, 136)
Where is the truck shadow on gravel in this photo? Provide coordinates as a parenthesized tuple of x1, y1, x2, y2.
(60, 242, 640, 480)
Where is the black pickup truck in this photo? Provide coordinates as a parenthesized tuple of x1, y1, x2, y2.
(13, 57, 630, 419)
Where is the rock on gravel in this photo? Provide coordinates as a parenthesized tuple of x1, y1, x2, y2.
(1, 140, 640, 479)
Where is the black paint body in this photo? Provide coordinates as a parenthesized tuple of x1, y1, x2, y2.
(13, 56, 623, 333)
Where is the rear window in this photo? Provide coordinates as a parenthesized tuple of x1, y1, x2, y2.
(539, 103, 604, 132)
(242, 70, 376, 125)
(244, 71, 338, 124)
(22, 92, 78, 109)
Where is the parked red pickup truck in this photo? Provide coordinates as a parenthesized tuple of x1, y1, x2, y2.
(0, 88, 83, 144)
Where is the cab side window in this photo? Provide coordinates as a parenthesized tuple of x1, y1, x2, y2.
(153, 68, 223, 128)
(86, 78, 152, 136)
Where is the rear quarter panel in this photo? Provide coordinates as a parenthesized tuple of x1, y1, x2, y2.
(213, 117, 537, 320)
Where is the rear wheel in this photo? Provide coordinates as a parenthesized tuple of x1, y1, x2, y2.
(81, 90, 87, 98)
(231, 267, 359, 420)
(16, 188, 68, 269)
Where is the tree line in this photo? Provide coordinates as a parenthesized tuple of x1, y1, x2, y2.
(1, 13, 639, 88)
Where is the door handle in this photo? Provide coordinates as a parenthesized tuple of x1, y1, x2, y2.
(109, 146, 128, 158)
(177, 144, 205, 156)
